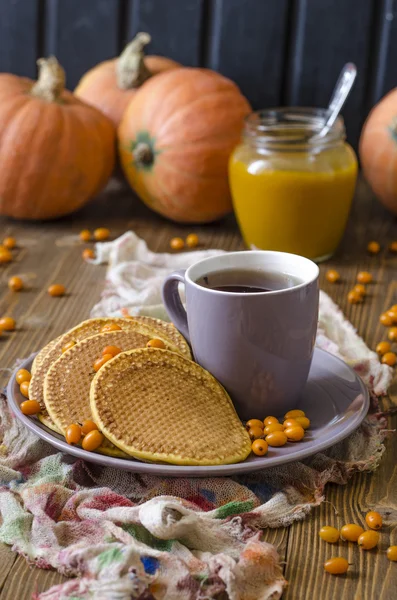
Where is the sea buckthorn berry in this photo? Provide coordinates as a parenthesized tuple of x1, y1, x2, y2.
(0, 317, 16, 331)
(20, 399, 40, 415)
(93, 354, 113, 372)
(353, 284, 366, 296)
(387, 546, 397, 561)
(8, 276, 23, 291)
(48, 284, 66, 297)
(367, 241, 380, 254)
(365, 511, 382, 530)
(340, 523, 364, 542)
(387, 309, 397, 323)
(251, 439, 268, 456)
(324, 557, 349, 575)
(295, 416, 311, 430)
(264, 423, 284, 434)
(284, 425, 305, 442)
(348, 290, 363, 304)
(81, 420, 98, 435)
(3, 237, 16, 249)
(284, 409, 305, 419)
(246, 419, 264, 430)
(357, 271, 373, 284)
(283, 418, 300, 429)
(389, 241, 397, 252)
(0, 248, 12, 263)
(146, 338, 166, 349)
(170, 237, 184, 251)
(82, 430, 104, 452)
(82, 248, 95, 260)
(16, 369, 31, 385)
(264, 416, 279, 427)
(248, 426, 264, 440)
(102, 345, 122, 357)
(20, 381, 30, 398)
(79, 229, 91, 242)
(388, 327, 397, 341)
(101, 323, 122, 332)
(382, 352, 397, 366)
(186, 233, 199, 248)
(265, 431, 287, 447)
(325, 269, 340, 283)
(376, 341, 391, 355)
(319, 526, 340, 543)
(94, 227, 110, 241)
(391, 304, 397, 311)
(380, 313, 394, 326)
(62, 340, 76, 353)
(358, 530, 379, 550)
(65, 423, 82, 445)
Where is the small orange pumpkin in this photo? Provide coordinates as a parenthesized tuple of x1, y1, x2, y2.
(359, 89, 397, 214)
(118, 68, 251, 223)
(75, 33, 180, 127)
(0, 57, 115, 220)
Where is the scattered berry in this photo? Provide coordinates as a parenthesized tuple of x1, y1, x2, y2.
(265, 431, 288, 447)
(246, 419, 264, 430)
(388, 327, 397, 341)
(65, 423, 82, 445)
(93, 353, 113, 372)
(284, 425, 305, 442)
(340, 523, 364, 542)
(389, 241, 397, 252)
(79, 229, 91, 242)
(365, 511, 382, 530)
(325, 269, 340, 283)
(251, 439, 268, 456)
(357, 530, 379, 550)
(295, 416, 311, 429)
(20, 399, 40, 415)
(3, 237, 16, 249)
(324, 557, 349, 575)
(94, 228, 110, 241)
(367, 241, 380, 254)
(170, 237, 184, 251)
(62, 340, 76, 353)
(319, 526, 340, 543)
(0, 317, 16, 331)
(20, 381, 30, 398)
(82, 430, 104, 452)
(186, 233, 199, 248)
(146, 338, 166, 349)
(348, 290, 363, 304)
(248, 426, 264, 440)
(81, 420, 99, 435)
(102, 345, 122, 357)
(16, 369, 31, 385)
(264, 416, 279, 427)
(376, 341, 391, 355)
(284, 409, 305, 419)
(357, 271, 372, 284)
(48, 284, 66, 297)
(353, 284, 366, 296)
(264, 422, 284, 434)
(8, 276, 23, 291)
(82, 248, 95, 260)
(382, 352, 397, 366)
(380, 313, 394, 326)
(0, 248, 12, 263)
(100, 323, 122, 332)
(386, 546, 397, 561)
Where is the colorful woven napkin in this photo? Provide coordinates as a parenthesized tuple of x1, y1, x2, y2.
(0, 232, 392, 600)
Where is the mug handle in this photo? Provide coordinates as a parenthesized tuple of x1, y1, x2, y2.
(162, 270, 190, 342)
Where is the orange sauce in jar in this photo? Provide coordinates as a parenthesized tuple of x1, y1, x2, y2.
(229, 109, 358, 261)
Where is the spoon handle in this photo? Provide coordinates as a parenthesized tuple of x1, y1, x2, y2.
(317, 63, 357, 138)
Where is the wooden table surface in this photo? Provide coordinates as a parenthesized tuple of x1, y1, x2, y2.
(0, 178, 396, 599)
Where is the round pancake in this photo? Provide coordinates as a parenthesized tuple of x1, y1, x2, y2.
(90, 348, 252, 466)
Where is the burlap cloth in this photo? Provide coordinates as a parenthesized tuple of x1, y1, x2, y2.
(0, 232, 392, 600)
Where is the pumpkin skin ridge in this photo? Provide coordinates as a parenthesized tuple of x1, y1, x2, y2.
(155, 87, 247, 139)
(0, 71, 116, 220)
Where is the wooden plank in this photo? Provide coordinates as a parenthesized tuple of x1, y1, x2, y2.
(0, 555, 66, 599)
(284, 0, 374, 148)
(206, 0, 289, 108)
(0, 545, 16, 592)
(127, 0, 204, 66)
(44, 0, 121, 90)
(0, 0, 38, 77)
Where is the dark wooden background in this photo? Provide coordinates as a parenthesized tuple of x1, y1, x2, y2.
(0, 0, 396, 148)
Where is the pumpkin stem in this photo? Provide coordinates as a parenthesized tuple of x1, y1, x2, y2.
(133, 143, 154, 166)
(30, 56, 66, 102)
(116, 32, 152, 90)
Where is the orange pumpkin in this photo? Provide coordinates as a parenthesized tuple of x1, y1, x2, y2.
(0, 57, 115, 220)
(75, 33, 181, 127)
(359, 89, 397, 214)
(118, 68, 251, 223)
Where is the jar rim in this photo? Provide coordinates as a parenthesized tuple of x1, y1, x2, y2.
(244, 107, 346, 150)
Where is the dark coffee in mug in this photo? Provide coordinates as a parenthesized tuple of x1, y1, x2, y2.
(196, 268, 303, 294)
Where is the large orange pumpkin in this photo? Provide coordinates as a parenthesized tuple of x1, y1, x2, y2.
(118, 68, 252, 223)
(360, 89, 397, 214)
(0, 57, 115, 220)
(75, 33, 181, 127)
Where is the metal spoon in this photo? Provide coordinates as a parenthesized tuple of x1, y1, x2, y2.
(310, 62, 357, 141)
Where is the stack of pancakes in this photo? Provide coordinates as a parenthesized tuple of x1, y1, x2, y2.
(29, 317, 251, 466)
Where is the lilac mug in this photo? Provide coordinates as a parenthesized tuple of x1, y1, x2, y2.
(162, 251, 319, 419)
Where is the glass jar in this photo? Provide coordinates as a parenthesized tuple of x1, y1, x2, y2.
(229, 108, 358, 262)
